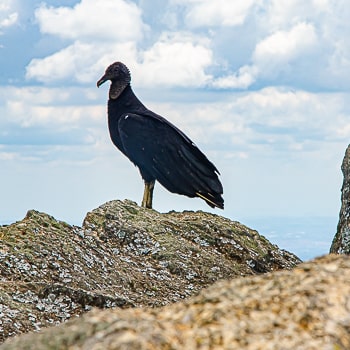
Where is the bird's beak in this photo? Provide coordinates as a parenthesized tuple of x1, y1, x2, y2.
(96, 75, 108, 88)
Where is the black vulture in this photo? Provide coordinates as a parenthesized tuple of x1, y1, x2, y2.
(97, 62, 224, 209)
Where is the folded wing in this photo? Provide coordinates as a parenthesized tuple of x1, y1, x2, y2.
(118, 113, 224, 208)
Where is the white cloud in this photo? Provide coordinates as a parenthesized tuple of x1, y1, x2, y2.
(212, 65, 258, 89)
(254, 0, 350, 89)
(34, 0, 145, 42)
(5, 84, 349, 158)
(7, 101, 103, 128)
(214, 22, 318, 89)
(197, 0, 349, 90)
(25, 0, 350, 91)
(252, 22, 318, 79)
(26, 0, 214, 88)
(143, 87, 350, 158)
(317, 1, 350, 89)
(0, 86, 103, 128)
(232, 87, 350, 146)
(328, 42, 350, 88)
(0, 150, 17, 161)
(27, 30, 213, 88)
(0, 1, 18, 32)
(262, 0, 308, 29)
(0, 12, 17, 29)
(254, 22, 318, 64)
(172, 0, 256, 27)
(133, 33, 213, 87)
(26, 41, 138, 84)
(260, 0, 331, 31)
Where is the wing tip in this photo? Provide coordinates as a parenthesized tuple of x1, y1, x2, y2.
(196, 192, 224, 209)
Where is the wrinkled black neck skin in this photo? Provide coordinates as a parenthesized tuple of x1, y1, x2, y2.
(108, 84, 146, 113)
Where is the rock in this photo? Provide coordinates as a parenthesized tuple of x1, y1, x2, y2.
(0, 200, 300, 343)
(2, 254, 349, 350)
(330, 145, 350, 254)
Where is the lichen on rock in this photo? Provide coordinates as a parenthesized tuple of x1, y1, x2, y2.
(2, 254, 350, 350)
(0, 199, 301, 343)
(331, 144, 350, 254)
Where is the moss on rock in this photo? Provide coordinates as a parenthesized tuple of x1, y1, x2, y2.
(0, 199, 301, 343)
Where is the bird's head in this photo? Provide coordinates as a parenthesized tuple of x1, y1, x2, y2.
(97, 62, 131, 99)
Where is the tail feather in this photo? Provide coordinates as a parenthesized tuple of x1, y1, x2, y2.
(178, 144, 223, 194)
(196, 192, 224, 209)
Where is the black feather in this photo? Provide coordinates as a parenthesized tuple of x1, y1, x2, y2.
(97, 62, 224, 209)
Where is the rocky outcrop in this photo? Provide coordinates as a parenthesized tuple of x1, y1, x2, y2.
(330, 144, 350, 254)
(2, 254, 350, 350)
(0, 200, 300, 343)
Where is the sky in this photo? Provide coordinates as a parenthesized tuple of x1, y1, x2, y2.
(1, 0, 349, 242)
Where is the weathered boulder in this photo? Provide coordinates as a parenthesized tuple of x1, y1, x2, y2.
(330, 144, 350, 254)
(2, 254, 349, 350)
(0, 200, 300, 343)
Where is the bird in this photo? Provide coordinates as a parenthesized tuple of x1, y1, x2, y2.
(97, 61, 224, 210)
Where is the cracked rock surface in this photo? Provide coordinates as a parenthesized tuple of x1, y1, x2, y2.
(2, 254, 349, 350)
(331, 144, 350, 254)
(0, 199, 301, 343)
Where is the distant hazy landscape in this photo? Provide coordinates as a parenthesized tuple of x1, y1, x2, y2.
(244, 216, 337, 261)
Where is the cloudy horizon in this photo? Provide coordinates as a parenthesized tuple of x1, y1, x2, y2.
(1, 0, 348, 256)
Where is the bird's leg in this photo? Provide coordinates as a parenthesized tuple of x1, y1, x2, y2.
(141, 180, 155, 209)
